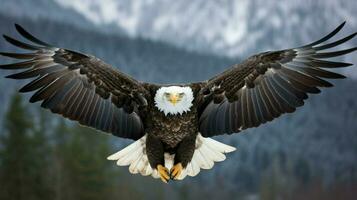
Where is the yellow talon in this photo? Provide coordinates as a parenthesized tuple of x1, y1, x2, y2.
(170, 163, 183, 180)
(157, 164, 170, 183)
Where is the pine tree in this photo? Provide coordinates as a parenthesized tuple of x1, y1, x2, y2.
(31, 109, 54, 199)
(50, 119, 71, 200)
(0, 94, 52, 200)
(49, 118, 145, 200)
(54, 124, 116, 200)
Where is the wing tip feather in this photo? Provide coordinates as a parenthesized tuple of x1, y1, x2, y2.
(5, 73, 18, 79)
(14, 23, 52, 47)
(2, 34, 11, 41)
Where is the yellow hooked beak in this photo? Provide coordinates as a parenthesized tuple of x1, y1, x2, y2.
(169, 93, 180, 105)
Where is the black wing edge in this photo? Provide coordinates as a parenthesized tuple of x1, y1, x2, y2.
(1, 24, 54, 51)
(298, 21, 357, 54)
(0, 24, 88, 68)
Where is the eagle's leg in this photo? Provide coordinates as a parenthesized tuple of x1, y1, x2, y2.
(146, 134, 169, 183)
(171, 134, 196, 180)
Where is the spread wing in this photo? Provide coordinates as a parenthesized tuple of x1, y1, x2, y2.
(198, 22, 356, 137)
(0, 24, 151, 140)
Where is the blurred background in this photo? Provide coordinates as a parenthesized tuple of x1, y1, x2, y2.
(0, 0, 356, 199)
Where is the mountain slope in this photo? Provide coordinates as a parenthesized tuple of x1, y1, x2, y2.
(55, 0, 357, 56)
(54, 0, 357, 78)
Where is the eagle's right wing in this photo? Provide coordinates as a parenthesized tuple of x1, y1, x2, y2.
(0, 24, 150, 140)
(198, 22, 356, 137)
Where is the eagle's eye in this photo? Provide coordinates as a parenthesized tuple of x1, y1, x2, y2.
(178, 92, 185, 98)
(164, 92, 171, 98)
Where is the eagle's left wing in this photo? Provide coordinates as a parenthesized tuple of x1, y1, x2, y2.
(198, 22, 356, 137)
(0, 24, 151, 140)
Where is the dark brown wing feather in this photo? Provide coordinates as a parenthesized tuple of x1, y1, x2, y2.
(198, 22, 356, 137)
(0, 24, 151, 140)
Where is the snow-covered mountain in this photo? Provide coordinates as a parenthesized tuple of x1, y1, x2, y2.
(55, 0, 357, 57)
(0, 0, 127, 35)
(2, 0, 356, 59)
(0, 0, 94, 29)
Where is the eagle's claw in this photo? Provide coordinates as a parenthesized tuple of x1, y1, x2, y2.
(170, 163, 183, 180)
(157, 164, 170, 183)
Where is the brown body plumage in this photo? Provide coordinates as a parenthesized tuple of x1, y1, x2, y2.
(144, 84, 201, 169)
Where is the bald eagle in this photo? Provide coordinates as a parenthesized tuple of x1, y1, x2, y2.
(0, 22, 356, 183)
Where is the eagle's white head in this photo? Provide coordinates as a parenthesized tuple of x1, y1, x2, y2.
(154, 86, 194, 116)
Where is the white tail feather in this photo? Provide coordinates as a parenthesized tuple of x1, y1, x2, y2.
(107, 133, 236, 180)
(175, 133, 236, 180)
